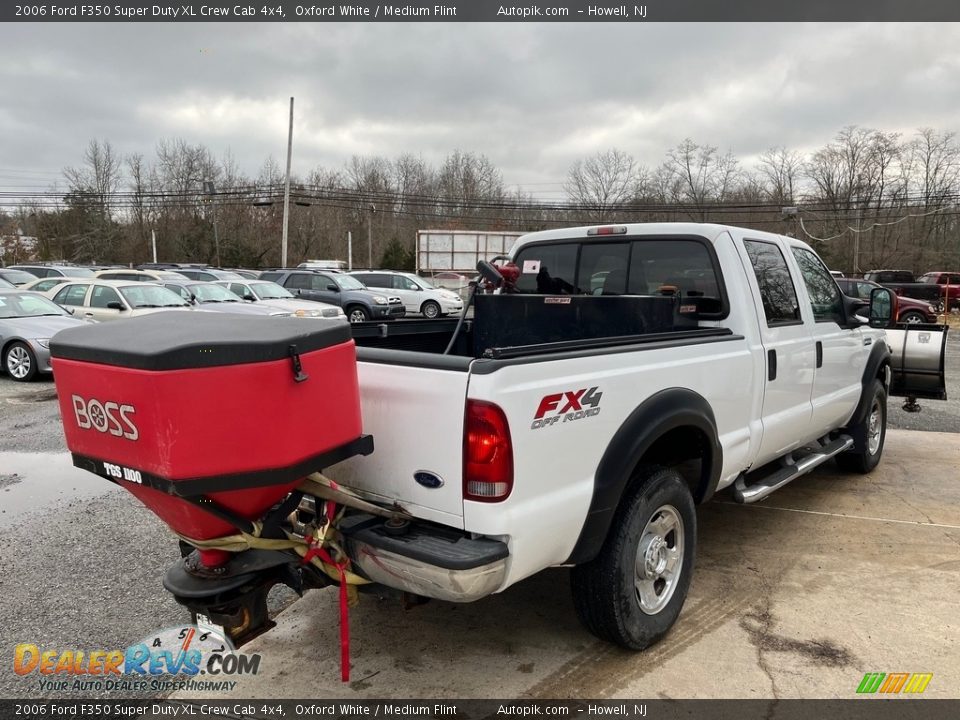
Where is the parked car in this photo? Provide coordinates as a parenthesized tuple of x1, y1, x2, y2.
(258, 269, 405, 323)
(225, 269, 261, 280)
(18, 277, 73, 294)
(174, 268, 246, 282)
(161, 280, 290, 317)
(350, 270, 464, 318)
(0, 290, 88, 381)
(43, 279, 192, 322)
(96, 269, 189, 282)
(216, 280, 346, 320)
(918, 271, 960, 311)
(8, 264, 96, 280)
(836, 278, 938, 324)
(0, 268, 44, 286)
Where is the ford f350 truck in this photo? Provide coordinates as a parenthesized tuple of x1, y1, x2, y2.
(50, 223, 948, 662)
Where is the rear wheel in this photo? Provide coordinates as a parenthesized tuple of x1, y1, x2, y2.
(421, 300, 441, 319)
(4, 342, 38, 382)
(836, 380, 887, 473)
(571, 466, 696, 650)
(346, 306, 369, 323)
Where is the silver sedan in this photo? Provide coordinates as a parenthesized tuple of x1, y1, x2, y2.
(0, 291, 88, 381)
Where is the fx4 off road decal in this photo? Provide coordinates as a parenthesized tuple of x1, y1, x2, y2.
(531, 387, 602, 429)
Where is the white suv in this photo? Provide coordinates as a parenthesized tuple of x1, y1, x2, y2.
(350, 270, 463, 318)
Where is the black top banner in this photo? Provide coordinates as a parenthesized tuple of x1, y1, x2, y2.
(5, 0, 960, 22)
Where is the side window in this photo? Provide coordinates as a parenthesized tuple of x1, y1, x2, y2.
(578, 243, 629, 295)
(228, 283, 247, 296)
(259, 272, 281, 283)
(90, 286, 122, 309)
(36, 279, 60, 292)
(791, 247, 843, 324)
(513, 243, 578, 294)
(312, 274, 333, 291)
(855, 282, 874, 300)
(395, 275, 419, 291)
(744, 240, 802, 326)
(54, 284, 89, 307)
(286, 274, 312, 290)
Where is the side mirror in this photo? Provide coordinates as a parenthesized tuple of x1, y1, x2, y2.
(66, 307, 75, 315)
(327, 284, 339, 292)
(243, 293, 255, 301)
(189, 294, 198, 304)
(106, 301, 125, 311)
(868, 287, 895, 328)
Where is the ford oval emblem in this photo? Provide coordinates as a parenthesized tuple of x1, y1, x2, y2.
(414, 471, 444, 489)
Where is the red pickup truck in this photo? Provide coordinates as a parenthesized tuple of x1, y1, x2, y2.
(918, 272, 960, 311)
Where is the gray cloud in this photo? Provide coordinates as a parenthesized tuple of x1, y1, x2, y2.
(2, 22, 959, 192)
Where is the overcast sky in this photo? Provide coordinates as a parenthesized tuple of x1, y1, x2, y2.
(2, 22, 960, 195)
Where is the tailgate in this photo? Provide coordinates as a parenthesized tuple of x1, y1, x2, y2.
(324, 356, 469, 528)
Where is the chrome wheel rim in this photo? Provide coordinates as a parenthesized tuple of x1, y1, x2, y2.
(867, 400, 883, 455)
(635, 505, 684, 615)
(348, 309, 366, 323)
(423, 303, 439, 318)
(7, 346, 31, 379)
(903, 314, 923, 324)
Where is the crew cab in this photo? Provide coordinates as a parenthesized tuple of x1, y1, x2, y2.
(52, 223, 948, 657)
(918, 271, 960, 311)
(862, 269, 944, 308)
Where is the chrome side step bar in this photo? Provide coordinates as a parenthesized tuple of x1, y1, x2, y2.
(732, 435, 854, 504)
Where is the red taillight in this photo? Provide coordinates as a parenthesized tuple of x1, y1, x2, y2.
(587, 225, 627, 236)
(464, 400, 513, 502)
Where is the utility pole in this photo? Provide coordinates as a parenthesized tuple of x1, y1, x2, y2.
(151, 229, 157, 264)
(281, 97, 294, 268)
(367, 203, 376, 268)
(347, 231, 353, 270)
(203, 181, 220, 267)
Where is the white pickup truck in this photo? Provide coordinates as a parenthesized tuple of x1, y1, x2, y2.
(52, 222, 947, 655)
(326, 222, 945, 649)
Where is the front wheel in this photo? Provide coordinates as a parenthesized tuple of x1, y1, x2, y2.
(421, 300, 441, 319)
(836, 380, 887, 473)
(898, 310, 926, 324)
(346, 306, 370, 323)
(571, 466, 696, 650)
(4, 341, 38, 382)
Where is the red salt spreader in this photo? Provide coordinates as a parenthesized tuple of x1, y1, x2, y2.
(50, 313, 373, 645)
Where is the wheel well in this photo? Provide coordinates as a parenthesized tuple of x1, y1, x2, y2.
(631, 426, 713, 503)
(345, 303, 367, 314)
(420, 299, 440, 311)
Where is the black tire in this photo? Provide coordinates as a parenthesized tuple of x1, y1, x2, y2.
(898, 310, 926, 325)
(571, 466, 696, 650)
(346, 305, 369, 323)
(4, 341, 38, 382)
(421, 300, 441, 319)
(836, 380, 887, 474)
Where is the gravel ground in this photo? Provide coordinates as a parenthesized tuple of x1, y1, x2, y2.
(0, 327, 956, 700)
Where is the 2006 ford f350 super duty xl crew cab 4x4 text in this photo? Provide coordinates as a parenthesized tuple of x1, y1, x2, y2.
(49, 223, 948, 670)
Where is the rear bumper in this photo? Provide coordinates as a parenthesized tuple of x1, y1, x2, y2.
(340, 514, 508, 602)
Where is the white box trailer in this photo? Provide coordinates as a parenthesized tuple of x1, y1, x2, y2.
(416, 229, 524, 274)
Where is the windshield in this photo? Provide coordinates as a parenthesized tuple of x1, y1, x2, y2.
(920, 275, 938, 284)
(251, 282, 293, 300)
(0, 292, 69, 319)
(210, 270, 245, 280)
(119, 285, 189, 308)
(1, 270, 39, 285)
(334, 274, 366, 291)
(190, 283, 242, 302)
(405, 273, 434, 289)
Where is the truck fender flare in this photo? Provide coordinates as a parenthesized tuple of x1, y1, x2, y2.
(565, 388, 722, 565)
(843, 340, 891, 451)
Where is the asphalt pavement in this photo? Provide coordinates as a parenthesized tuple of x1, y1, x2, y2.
(0, 331, 957, 700)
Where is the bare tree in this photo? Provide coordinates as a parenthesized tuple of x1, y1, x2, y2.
(564, 148, 644, 223)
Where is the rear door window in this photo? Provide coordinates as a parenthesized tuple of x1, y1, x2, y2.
(54, 284, 89, 307)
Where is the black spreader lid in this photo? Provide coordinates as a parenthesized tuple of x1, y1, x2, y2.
(49, 312, 353, 371)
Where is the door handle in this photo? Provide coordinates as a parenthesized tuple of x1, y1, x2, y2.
(816, 341, 823, 368)
(84, 312, 94, 317)
(767, 349, 777, 381)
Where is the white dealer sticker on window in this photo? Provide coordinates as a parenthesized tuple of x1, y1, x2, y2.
(522, 260, 541, 274)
